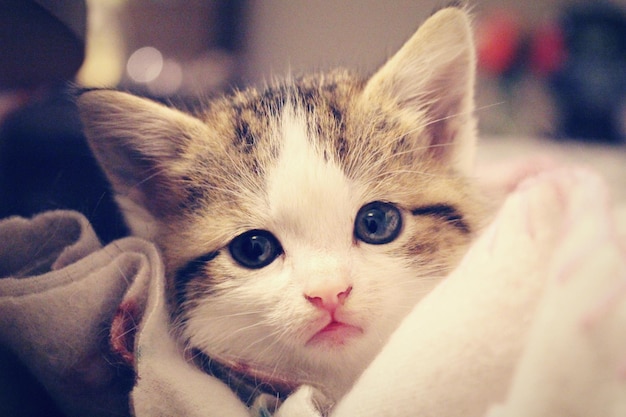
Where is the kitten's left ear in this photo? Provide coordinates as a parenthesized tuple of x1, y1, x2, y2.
(77, 89, 210, 237)
(362, 7, 477, 174)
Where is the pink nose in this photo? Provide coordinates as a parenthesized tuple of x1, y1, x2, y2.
(304, 285, 353, 313)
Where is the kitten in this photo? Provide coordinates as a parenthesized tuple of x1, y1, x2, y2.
(78, 6, 482, 408)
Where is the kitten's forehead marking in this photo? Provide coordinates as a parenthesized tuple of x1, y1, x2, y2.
(266, 102, 355, 245)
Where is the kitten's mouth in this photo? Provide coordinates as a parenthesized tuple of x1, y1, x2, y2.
(306, 320, 363, 347)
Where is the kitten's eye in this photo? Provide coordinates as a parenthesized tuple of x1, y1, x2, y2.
(354, 201, 402, 245)
(229, 229, 283, 269)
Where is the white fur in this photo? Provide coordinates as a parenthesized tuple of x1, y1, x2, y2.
(183, 103, 442, 399)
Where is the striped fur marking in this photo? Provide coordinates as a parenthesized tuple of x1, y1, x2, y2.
(175, 252, 220, 305)
(411, 204, 470, 234)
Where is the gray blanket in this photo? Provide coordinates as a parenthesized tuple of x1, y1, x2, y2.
(0, 211, 151, 417)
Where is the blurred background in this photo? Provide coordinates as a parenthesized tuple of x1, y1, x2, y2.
(0, 1, 625, 416)
(78, 0, 626, 141)
(0, 0, 625, 236)
(0, 0, 625, 233)
(1, 0, 625, 245)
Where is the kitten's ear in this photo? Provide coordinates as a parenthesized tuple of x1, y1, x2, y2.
(78, 90, 208, 227)
(362, 7, 477, 174)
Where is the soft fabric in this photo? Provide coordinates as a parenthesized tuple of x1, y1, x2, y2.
(1, 163, 625, 417)
(0, 210, 246, 417)
(0, 211, 133, 417)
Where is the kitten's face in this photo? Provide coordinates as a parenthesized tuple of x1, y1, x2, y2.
(79, 7, 481, 400)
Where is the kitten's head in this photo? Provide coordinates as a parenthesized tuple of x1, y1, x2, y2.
(79, 7, 481, 400)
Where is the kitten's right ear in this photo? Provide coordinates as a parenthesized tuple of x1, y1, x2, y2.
(78, 90, 208, 224)
(361, 7, 477, 174)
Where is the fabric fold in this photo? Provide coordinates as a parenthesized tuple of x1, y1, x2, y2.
(0, 211, 156, 417)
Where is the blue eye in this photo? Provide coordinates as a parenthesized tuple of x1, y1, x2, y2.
(229, 229, 283, 269)
(354, 201, 403, 245)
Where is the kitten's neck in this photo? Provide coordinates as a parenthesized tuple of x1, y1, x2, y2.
(192, 347, 360, 407)
(193, 349, 302, 405)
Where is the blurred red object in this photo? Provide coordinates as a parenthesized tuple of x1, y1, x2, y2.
(476, 10, 522, 75)
(530, 23, 566, 76)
